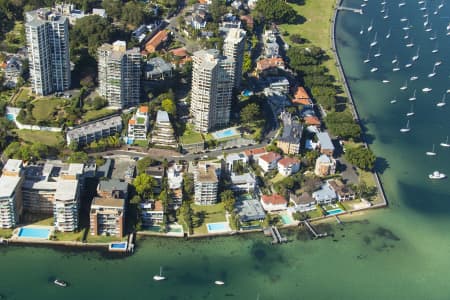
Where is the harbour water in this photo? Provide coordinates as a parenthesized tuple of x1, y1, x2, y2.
(2, 1, 450, 299)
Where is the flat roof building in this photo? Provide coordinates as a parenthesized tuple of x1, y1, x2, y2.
(0, 160, 24, 228)
(90, 196, 125, 237)
(194, 164, 219, 205)
(66, 115, 123, 146)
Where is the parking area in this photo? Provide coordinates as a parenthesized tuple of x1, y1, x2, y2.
(111, 157, 136, 180)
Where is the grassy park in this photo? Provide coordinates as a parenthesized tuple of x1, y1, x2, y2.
(14, 129, 64, 146)
(191, 203, 228, 234)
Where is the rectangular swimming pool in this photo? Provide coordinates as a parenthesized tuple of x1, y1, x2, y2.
(6, 114, 15, 121)
(281, 214, 294, 225)
(18, 227, 50, 239)
(326, 208, 345, 215)
(110, 242, 127, 249)
(207, 222, 230, 233)
(212, 128, 239, 140)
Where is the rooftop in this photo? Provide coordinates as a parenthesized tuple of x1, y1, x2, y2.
(304, 115, 321, 126)
(317, 132, 335, 151)
(279, 111, 303, 145)
(98, 179, 128, 194)
(294, 86, 310, 100)
(236, 198, 265, 222)
(261, 194, 287, 205)
(3, 159, 23, 173)
(145, 30, 168, 51)
(256, 57, 285, 71)
(312, 183, 337, 202)
(196, 165, 218, 183)
(67, 115, 122, 140)
(156, 110, 170, 123)
(243, 147, 266, 157)
(290, 192, 315, 205)
(0, 175, 22, 198)
(278, 157, 300, 167)
(145, 57, 173, 76)
(317, 154, 333, 164)
(169, 47, 188, 57)
(91, 197, 124, 209)
(259, 152, 282, 163)
(54, 180, 78, 201)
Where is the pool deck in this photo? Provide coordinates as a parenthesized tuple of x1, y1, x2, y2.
(206, 222, 232, 234)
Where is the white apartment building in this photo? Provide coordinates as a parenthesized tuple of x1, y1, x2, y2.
(25, 9, 71, 95)
(194, 164, 219, 205)
(0, 160, 24, 228)
(191, 49, 235, 132)
(128, 106, 149, 141)
(167, 164, 183, 208)
(66, 115, 123, 146)
(151, 110, 177, 148)
(223, 28, 246, 88)
(140, 200, 164, 227)
(98, 41, 141, 108)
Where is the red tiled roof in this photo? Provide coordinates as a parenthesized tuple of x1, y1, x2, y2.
(261, 194, 287, 205)
(154, 200, 163, 211)
(243, 147, 266, 157)
(170, 47, 188, 57)
(294, 87, 310, 100)
(240, 15, 254, 27)
(139, 106, 149, 113)
(304, 115, 321, 126)
(128, 119, 136, 125)
(259, 152, 282, 163)
(292, 98, 313, 105)
(145, 30, 168, 53)
(256, 57, 285, 72)
(278, 157, 300, 167)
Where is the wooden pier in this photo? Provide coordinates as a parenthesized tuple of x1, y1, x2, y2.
(337, 6, 363, 14)
(335, 215, 343, 225)
(127, 232, 135, 253)
(302, 221, 328, 239)
(264, 226, 287, 244)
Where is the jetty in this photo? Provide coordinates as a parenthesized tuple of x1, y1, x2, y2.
(337, 6, 363, 14)
(302, 221, 328, 239)
(335, 215, 343, 225)
(264, 226, 287, 244)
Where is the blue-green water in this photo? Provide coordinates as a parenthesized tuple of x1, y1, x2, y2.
(2, 1, 450, 299)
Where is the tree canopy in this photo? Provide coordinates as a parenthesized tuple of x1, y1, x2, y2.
(70, 15, 113, 56)
(220, 190, 236, 213)
(325, 111, 361, 140)
(161, 98, 176, 115)
(133, 173, 156, 199)
(345, 146, 376, 171)
(254, 0, 298, 24)
(241, 103, 261, 124)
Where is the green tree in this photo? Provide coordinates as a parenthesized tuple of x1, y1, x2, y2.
(254, 0, 298, 24)
(241, 103, 261, 124)
(121, 1, 145, 27)
(136, 157, 155, 174)
(345, 146, 376, 171)
(325, 111, 361, 140)
(67, 151, 89, 163)
(242, 52, 252, 74)
(133, 173, 156, 199)
(161, 98, 176, 115)
(70, 15, 113, 56)
(220, 190, 236, 212)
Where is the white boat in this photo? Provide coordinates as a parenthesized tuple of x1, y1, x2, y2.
(370, 32, 378, 47)
(428, 65, 436, 78)
(420, 6, 427, 11)
(447, 23, 450, 31)
(367, 20, 373, 32)
(361, 3, 367, 7)
(425, 27, 432, 32)
(429, 34, 437, 41)
(409, 89, 417, 101)
(410, 76, 418, 81)
(429, 171, 446, 179)
(434, 61, 442, 66)
(385, 28, 391, 39)
(54, 279, 68, 287)
(440, 136, 450, 147)
(405, 63, 412, 68)
(412, 47, 420, 61)
(426, 144, 437, 156)
(390, 99, 397, 104)
(424, 17, 429, 27)
(438, 1, 444, 9)
(418, 1, 424, 4)
(422, 87, 432, 93)
(406, 104, 415, 116)
(360, 26, 364, 35)
(363, 52, 370, 63)
(153, 266, 166, 281)
(403, 34, 409, 40)
(370, 67, 378, 73)
(393, 62, 400, 71)
(400, 80, 408, 90)
(436, 94, 446, 107)
(400, 18, 408, 22)
(398, 2, 406, 7)
(215, 280, 225, 285)
(382, 80, 390, 83)
(400, 120, 411, 132)
(374, 47, 382, 57)
(406, 41, 414, 48)
(432, 43, 439, 53)
(392, 56, 398, 64)
(383, 9, 389, 19)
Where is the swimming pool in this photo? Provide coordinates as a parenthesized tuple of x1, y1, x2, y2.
(211, 128, 239, 140)
(242, 90, 253, 97)
(281, 214, 294, 225)
(110, 242, 127, 249)
(207, 222, 230, 233)
(6, 113, 15, 121)
(326, 208, 345, 215)
(18, 227, 51, 239)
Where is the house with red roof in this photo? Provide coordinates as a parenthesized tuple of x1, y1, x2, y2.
(260, 194, 288, 212)
(292, 86, 313, 106)
(243, 147, 266, 161)
(304, 115, 321, 128)
(277, 157, 301, 176)
(257, 152, 282, 172)
(144, 30, 169, 54)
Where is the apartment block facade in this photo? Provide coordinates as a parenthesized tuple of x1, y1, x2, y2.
(151, 110, 177, 148)
(223, 28, 246, 89)
(128, 106, 149, 141)
(25, 9, 71, 95)
(191, 49, 235, 132)
(66, 115, 123, 146)
(0, 160, 24, 228)
(98, 41, 141, 108)
(194, 164, 219, 205)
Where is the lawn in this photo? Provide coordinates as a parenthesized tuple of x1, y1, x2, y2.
(82, 108, 117, 122)
(279, 0, 341, 88)
(54, 231, 85, 242)
(15, 129, 64, 146)
(0, 228, 13, 238)
(32, 217, 54, 226)
(0, 90, 15, 103)
(191, 203, 227, 234)
(14, 87, 31, 103)
(271, 173, 286, 184)
(180, 124, 203, 145)
(85, 232, 125, 243)
(32, 98, 66, 121)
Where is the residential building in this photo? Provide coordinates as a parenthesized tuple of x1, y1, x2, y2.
(257, 152, 282, 173)
(263, 30, 279, 58)
(144, 30, 169, 53)
(151, 110, 177, 148)
(312, 182, 337, 205)
(243, 147, 266, 162)
(128, 106, 150, 141)
(66, 115, 123, 146)
(240, 15, 254, 29)
(90, 197, 125, 237)
(25, 8, 71, 95)
(230, 173, 256, 193)
(98, 41, 141, 108)
(277, 111, 303, 155)
(328, 179, 356, 201)
(267, 76, 289, 94)
(290, 192, 316, 212)
(260, 194, 287, 212)
(223, 28, 246, 88)
(224, 153, 248, 173)
(191, 49, 235, 132)
(194, 164, 219, 205)
(97, 179, 128, 200)
(256, 57, 285, 73)
(314, 154, 337, 177)
(0, 160, 24, 228)
(145, 165, 165, 194)
(235, 195, 265, 222)
(3, 56, 23, 88)
(292, 86, 313, 106)
(188, 4, 209, 29)
(317, 132, 335, 156)
(144, 57, 173, 80)
(167, 164, 183, 208)
(140, 200, 164, 227)
(304, 115, 321, 128)
(277, 157, 301, 177)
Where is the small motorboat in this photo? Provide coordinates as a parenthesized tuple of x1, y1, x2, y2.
(370, 67, 378, 73)
(405, 63, 412, 68)
(54, 279, 68, 287)
(410, 76, 418, 81)
(390, 99, 397, 104)
(429, 171, 446, 180)
(382, 80, 390, 83)
(215, 280, 225, 286)
(422, 87, 432, 93)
